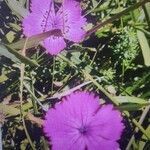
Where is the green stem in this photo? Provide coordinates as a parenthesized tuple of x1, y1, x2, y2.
(0, 124, 2, 150)
(85, 0, 150, 38)
(19, 39, 36, 150)
(142, 4, 150, 30)
(51, 57, 55, 95)
(90, 51, 97, 66)
(20, 65, 35, 150)
(31, 81, 38, 114)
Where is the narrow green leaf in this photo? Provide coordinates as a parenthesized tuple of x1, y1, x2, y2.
(9, 23, 22, 31)
(9, 29, 61, 50)
(5, 0, 29, 17)
(114, 96, 149, 104)
(22, 101, 33, 111)
(137, 30, 150, 66)
(142, 126, 150, 140)
(0, 75, 8, 83)
(0, 43, 20, 62)
(118, 103, 148, 111)
(0, 43, 39, 67)
(0, 104, 20, 117)
(6, 31, 16, 43)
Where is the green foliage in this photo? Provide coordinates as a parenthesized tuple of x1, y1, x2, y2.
(109, 27, 139, 69)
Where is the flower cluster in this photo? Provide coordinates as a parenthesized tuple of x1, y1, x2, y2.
(44, 91, 124, 150)
(22, 0, 86, 55)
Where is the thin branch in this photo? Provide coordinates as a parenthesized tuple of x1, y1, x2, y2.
(19, 38, 36, 150)
(51, 57, 56, 95)
(142, 4, 150, 30)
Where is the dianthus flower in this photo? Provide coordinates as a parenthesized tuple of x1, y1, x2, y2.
(44, 91, 124, 150)
(22, 0, 86, 55)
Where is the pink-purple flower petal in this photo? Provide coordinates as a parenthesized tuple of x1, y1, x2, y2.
(43, 91, 124, 150)
(22, 0, 86, 55)
(57, 0, 86, 42)
(43, 36, 66, 55)
(89, 105, 124, 141)
(22, 13, 43, 36)
(30, 0, 53, 14)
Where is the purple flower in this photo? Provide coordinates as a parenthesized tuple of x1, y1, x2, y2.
(22, 0, 86, 55)
(44, 91, 124, 150)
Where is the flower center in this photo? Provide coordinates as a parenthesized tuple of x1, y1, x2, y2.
(78, 126, 88, 135)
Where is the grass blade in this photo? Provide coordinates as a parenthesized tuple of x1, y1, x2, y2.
(137, 30, 150, 66)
